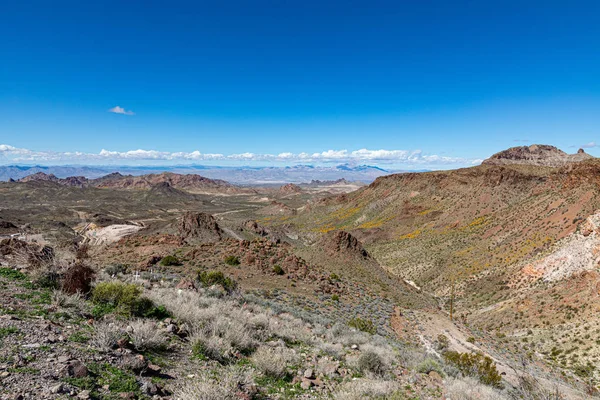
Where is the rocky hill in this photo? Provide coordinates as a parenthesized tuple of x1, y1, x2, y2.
(482, 144, 593, 167)
(178, 212, 223, 243)
(17, 171, 250, 194)
(275, 147, 600, 386)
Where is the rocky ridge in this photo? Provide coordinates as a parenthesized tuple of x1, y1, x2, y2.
(482, 144, 593, 167)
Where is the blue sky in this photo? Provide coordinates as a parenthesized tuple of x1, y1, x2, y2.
(1, 0, 599, 168)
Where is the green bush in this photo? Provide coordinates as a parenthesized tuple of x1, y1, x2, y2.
(224, 255, 240, 266)
(197, 270, 237, 293)
(160, 255, 180, 266)
(272, 265, 284, 275)
(348, 317, 377, 335)
(91, 282, 164, 318)
(443, 351, 503, 388)
(416, 358, 444, 375)
(437, 334, 450, 351)
(331, 294, 340, 301)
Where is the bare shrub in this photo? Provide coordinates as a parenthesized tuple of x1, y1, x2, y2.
(446, 377, 507, 400)
(173, 368, 254, 400)
(52, 289, 84, 309)
(269, 313, 313, 345)
(62, 262, 95, 294)
(327, 323, 370, 347)
(128, 319, 168, 351)
(318, 342, 345, 360)
(512, 374, 569, 400)
(92, 321, 124, 352)
(398, 346, 428, 369)
(334, 378, 402, 400)
(252, 346, 295, 378)
(192, 333, 235, 364)
(356, 350, 388, 377)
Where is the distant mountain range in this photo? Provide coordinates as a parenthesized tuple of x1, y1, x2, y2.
(0, 164, 407, 184)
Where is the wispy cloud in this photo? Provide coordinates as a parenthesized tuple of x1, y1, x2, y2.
(0, 143, 482, 168)
(580, 141, 597, 149)
(108, 106, 135, 116)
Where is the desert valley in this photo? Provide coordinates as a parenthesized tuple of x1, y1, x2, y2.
(1, 145, 599, 399)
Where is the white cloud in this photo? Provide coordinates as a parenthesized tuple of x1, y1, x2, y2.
(581, 141, 597, 149)
(0, 143, 481, 168)
(108, 106, 135, 116)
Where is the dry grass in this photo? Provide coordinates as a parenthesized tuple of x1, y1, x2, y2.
(333, 378, 402, 400)
(92, 321, 124, 352)
(51, 289, 83, 308)
(128, 319, 168, 351)
(251, 345, 296, 378)
(173, 367, 254, 400)
(446, 377, 507, 400)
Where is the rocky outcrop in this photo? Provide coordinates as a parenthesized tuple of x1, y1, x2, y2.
(16, 171, 249, 194)
(278, 183, 302, 195)
(178, 212, 222, 242)
(320, 230, 370, 259)
(0, 221, 18, 232)
(483, 144, 593, 167)
(243, 220, 269, 236)
(18, 172, 62, 184)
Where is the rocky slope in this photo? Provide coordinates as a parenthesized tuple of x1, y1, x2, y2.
(482, 144, 593, 167)
(276, 147, 600, 387)
(178, 212, 223, 243)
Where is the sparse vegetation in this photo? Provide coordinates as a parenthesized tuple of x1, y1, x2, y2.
(160, 255, 181, 266)
(224, 255, 240, 266)
(197, 270, 237, 293)
(348, 317, 377, 334)
(443, 351, 503, 388)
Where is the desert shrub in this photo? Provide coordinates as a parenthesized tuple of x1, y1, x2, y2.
(197, 270, 237, 293)
(173, 368, 253, 400)
(91, 281, 160, 318)
(332, 294, 340, 301)
(573, 362, 596, 379)
(334, 378, 402, 400)
(224, 256, 240, 266)
(128, 319, 168, 351)
(437, 333, 450, 351)
(191, 335, 234, 364)
(513, 374, 565, 400)
(446, 377, 506, 400)
(319, 342, 344, 359)
(104, 264, 128, 276)
(62, 263, 95, 294)
(272, 265, 284, 275)
(34, 270, 61, 289)
(75, 243, 90, 260)
(92, 321, 124, 352)
(416, 357, 444, 375)
(357, 350, 387, 376)
(252, 346, 293, 378)
(466, 336, 476, 344)
(160, 255, 180, 266)
(348, 317, 377, 335)
(443, 351, 503, 388)
(52, 290, 84, 309)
